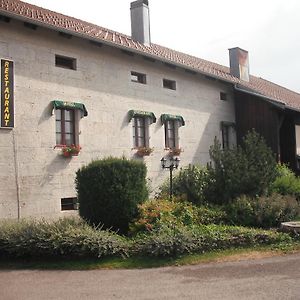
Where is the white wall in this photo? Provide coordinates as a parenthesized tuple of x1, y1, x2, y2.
(0, 19, 235, 219)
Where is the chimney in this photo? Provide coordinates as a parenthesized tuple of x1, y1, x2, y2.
(229, 47, 250, 82)
(130, 0, 151, 46)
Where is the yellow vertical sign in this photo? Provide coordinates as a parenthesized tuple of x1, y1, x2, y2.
(1, 59, 14, 128)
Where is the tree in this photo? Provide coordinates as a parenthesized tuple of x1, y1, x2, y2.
(207, 130, 277, 204)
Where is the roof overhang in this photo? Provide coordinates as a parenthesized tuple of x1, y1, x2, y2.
(234, 84, 286, 111)
(0, 9, 235, 86)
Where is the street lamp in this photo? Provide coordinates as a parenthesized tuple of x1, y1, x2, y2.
(160, 156, 180, 199)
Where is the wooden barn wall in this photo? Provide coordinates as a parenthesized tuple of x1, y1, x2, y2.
(235, 91, 281, 158)
(279, 115, 296, 171)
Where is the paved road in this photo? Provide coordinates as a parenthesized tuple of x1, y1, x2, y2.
(1, 253, 300, 300)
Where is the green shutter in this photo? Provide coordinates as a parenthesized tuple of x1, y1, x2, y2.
(52, 100, 88, 117)
(161, 114, 185, 126)
(128, 110, 157, 123)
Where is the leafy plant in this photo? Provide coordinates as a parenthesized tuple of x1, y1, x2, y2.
(226, 194, 300, 228)
(62, 144, 81, 157)
(270, 164, 300, 200)
(129, 198, 227, 235)
(159, 164, 213, 205)
(207, 130, 277, 204)
(0, 218, 128, 258)
(132, 224, 292, 257)
(76, 157, 148, 234)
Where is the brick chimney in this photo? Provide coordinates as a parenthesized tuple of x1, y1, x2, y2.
(130, 0, 151, 46)
(229, 47, 250, 82)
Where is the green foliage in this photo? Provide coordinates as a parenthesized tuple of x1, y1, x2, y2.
(132, 224, 292, 257)
(226, 194, 300, 228)
(207, 130, 277, 204)
(0, 218, 128, 258)
(129, 198, 226, 235)
(270, 164, 300, 199)
(76, 157, 148, 234)
(159, 165, 213, 205)
(0, 218, 295, 260)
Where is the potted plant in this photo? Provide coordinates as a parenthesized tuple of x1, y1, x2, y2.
(168, 148, 183, 156)
(136, 147, 154, 157)
(62, 144, 81, 157)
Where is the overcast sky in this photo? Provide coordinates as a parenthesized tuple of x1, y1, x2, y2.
(24, 0, 300, 93)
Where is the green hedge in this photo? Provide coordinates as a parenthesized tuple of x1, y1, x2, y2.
(0, 218, 128, 258)
(0, 218, 293, 259)
(132, 225, 292, 257)
(76, 157, 148, 234)
(225, 194, 300, 228)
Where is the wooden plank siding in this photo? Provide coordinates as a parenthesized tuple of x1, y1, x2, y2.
(279, 114, 297, 171)
(235, 91, 282, 160)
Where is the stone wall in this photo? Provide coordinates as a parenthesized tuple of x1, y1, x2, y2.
(0, 19, 235, 218)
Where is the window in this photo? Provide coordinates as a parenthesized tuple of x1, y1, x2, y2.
(56, 109, 77, 146)
(61, 197, 78, 211)
(55, 54, 76, 70)
(163, 79, 176, 90)
(133, 117, 149, 148)
(220, 92, 227, 101)
(129, 110, 156, 149)
(161, 114, 185, 150)
(165, 120, 179, 149)
(131, 71, 146, 84)
(221, 122, 236, 149)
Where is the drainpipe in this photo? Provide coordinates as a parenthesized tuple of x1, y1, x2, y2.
(12, 130, 20, 220)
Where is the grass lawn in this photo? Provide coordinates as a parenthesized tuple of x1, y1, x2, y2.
(1, 242, 300, 270)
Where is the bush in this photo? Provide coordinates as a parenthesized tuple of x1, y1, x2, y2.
(0, 218, 294, 259)
(0, 218, 128, 258)
(207, 130, 277, 204)
(129, 198, 227, 235)
(158, 165, 213, 205)
(76, 157, 148, 234)
(270, 164, 300, 200)
(226, 194, 300, 228)
(132, 224, 292, 257)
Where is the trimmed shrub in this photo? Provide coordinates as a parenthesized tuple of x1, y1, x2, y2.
(76, 157, 148, 234)
(129, 198, 227, 235)
(0, 218, 128, 258)
(226, 194, 300, 228)
(158, 165, 213, 205)
(207, 130, 277, 204)
(132, 224, 292, 257)
(270, 164, 300, 200)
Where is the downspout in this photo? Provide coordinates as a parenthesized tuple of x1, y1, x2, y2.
(12, 130, 21, 220)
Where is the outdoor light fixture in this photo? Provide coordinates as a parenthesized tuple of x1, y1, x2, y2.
(160, 156, 180, 199)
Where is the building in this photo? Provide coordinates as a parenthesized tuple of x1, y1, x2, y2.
(0, 0, 300, 219)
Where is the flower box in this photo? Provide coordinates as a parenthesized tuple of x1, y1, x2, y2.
(62, 145, 81, 157)
(136, 147, 154, 157)
(168, 148, 182, 156)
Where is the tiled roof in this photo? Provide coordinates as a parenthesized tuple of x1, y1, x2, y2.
(1, 0, 300, 110)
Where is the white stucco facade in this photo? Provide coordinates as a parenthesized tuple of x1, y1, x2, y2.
(0, 19, 235, 219)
